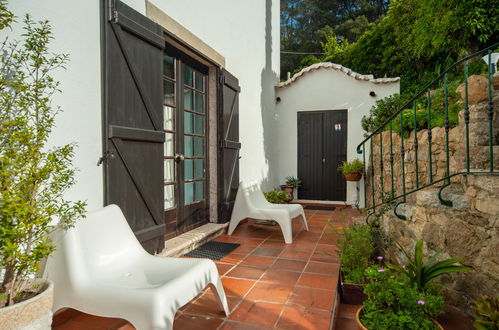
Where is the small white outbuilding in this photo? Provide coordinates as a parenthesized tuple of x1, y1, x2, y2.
(274, 62, 400, 207)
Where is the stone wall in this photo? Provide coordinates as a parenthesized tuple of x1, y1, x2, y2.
(363, 75, 499, 314)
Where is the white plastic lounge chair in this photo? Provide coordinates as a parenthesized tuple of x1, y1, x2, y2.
(228, 181, 308, 243)
(44, 204, 229, 330)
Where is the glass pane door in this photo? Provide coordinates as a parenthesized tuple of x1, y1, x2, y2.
(183, 65, 206, 206)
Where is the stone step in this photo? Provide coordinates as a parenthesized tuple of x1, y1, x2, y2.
(415, 184, 469, 211)
(158, 223, 228, 258)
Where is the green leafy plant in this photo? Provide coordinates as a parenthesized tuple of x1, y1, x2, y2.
(332, 224, 374, 284)
(387, 240, 473, 291)
(361, 266, 444, 330)
(285, 176, 301, 187)
(263, 190, 288, 204)
(0, 11, 86, 306)
(473, 296, 499, 330)
(337, 158, 364, 175)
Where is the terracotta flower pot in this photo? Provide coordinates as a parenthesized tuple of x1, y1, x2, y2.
(344, 172, 362, 181)
(0, 279, 54, 330)
(355, 306, 444, 330)
(280, 184, 295, 201)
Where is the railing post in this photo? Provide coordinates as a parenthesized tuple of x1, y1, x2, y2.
(379, 130, 384, 201)
(370, 137, 375, 211)
(427, 88, 433, 182)
(389, 121, 395, 198)
(400, 112, 406, 199)
(488, 50, 494, 171)
(413, 100, 419, 188)
(363, 144, 367, 209)
(444, 74, 450, 179)
(464, 60, 470, 172)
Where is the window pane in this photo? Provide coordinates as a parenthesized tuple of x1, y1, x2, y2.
(184, 88, 193, 110)
(184, 66, 193, 87)
(164, 133, 174, 157)
(194, 72, 203, 91)
(195, 181, 204, 201)
(184, 159, 193, 180)
(164, 106, 174, 131)
(185, 182, 194, 203)
(164, 80, 175, 106)
(194, 159, 204, 179)
(184, 136, 193, 156)
(194, 92, 204, 113)
(164, 159, 174, 182)
(194, 137, 204, 156)
(164, 184, 175, 209)
(163, 55, 175, 78)
(194, 114, 204, 135)
(184, 112, 193, 134)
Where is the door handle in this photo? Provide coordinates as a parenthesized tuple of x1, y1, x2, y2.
(174, 154, 185, 163)
(322, 158, 326, 163)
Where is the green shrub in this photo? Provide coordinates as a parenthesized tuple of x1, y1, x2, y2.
(337, 158, 364, 175)
(387, 240, 473, 291)
(263, 190, 288, 204)
(334, 225, 374, 284)
(361, 266, 444, 330)
(285, 176, 301, 187)
(361, 94, 409, 134)
(473, 296, 499, 330)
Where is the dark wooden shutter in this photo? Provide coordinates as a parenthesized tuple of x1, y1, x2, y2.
(217, 69, 241, 222)
(102, 0, 165, 253)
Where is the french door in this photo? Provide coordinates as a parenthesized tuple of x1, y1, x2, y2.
(163, 50, 209, 239)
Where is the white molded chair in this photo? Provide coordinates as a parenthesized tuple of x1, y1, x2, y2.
(44, 204, 229, 330)
(228, 182, 308, 243)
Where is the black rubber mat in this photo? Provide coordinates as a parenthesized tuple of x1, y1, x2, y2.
(304, 205, 336, 211)
(184, 241, 240, 260)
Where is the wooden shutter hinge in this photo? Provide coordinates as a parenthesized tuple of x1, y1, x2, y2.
(108, 0, 118, 23)
(97, 150, 116, 166)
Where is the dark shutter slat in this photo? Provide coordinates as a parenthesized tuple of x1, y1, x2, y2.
(111, 138, 163, 226)
(110, 22, 162, 130)
(109, 125, 165, 142)
(116, 12, 164, 50)
(104, 0, 165, 254)
(218, 69, 241, 222)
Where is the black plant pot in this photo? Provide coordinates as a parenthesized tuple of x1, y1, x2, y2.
(339, 271, 367, 305)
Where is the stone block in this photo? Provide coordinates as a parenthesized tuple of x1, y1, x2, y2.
(457, 75, 489, 104)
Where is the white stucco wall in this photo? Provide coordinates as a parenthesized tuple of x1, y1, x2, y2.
(143, 0, 281, 189)
(275, 65, 400, 206)
(4, 1, 104, 211)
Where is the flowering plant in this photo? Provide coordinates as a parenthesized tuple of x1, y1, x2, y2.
(361, 266, 444, 330)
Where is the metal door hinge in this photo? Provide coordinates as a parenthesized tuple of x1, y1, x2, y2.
(97, 151, 115, 166)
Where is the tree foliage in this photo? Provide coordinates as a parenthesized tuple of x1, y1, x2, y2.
(319, 0, 499, 93)
(0, 5, 86, 306)
(280, 0, 388, 79)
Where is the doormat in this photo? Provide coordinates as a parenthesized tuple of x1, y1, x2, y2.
(184, 241, 240, 260)
(304, 205, 336, 211)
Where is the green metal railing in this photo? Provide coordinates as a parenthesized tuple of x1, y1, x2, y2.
(356, 44, 499, 222)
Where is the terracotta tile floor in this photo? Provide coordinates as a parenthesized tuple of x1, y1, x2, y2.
(52, 206, 361, 330)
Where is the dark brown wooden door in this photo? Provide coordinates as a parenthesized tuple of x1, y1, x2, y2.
(218, 69, 241, 222)
(298, 110, 347, 201)
(102, 0, 165, 253)
(163, 49, 209, 239)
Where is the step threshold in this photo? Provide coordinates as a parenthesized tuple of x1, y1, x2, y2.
(158, 222, 228, 258)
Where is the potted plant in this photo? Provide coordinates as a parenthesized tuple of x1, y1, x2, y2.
(0, 10, 86, 329)
(280, 176, 301, 201)
(338, 159, 364, 181)
(356, 266, 445, 329)
(473, 296, 498, 329)
(263, 189, 288, 204)
(332, 224, 374, 304)
(386, 240, 473, 291)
